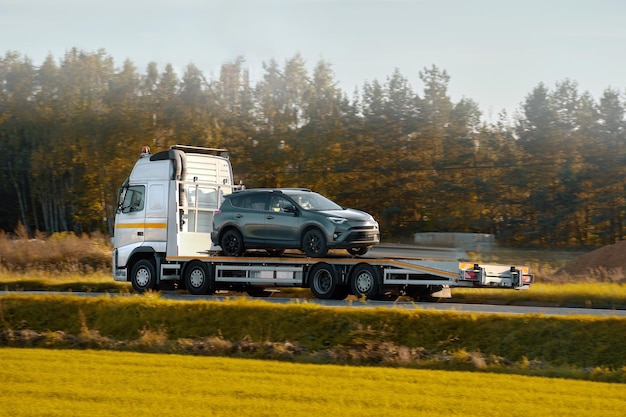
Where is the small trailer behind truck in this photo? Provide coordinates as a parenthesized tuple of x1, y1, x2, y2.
(112, 145, 533, 301)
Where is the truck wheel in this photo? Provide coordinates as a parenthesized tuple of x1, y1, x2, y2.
(302, 229, 328, 257)
(350, 263, 380, 299)
(131, 259, 156, 293)
(220, 229, 245, 256)
(347, 246, 370, 256)
(309, 262, 339, 299)
(184, 261, 214, 295)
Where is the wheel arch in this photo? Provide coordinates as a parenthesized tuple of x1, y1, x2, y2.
(217, 223, 245, 244)
(182, 259, 215, 295)
(126, 247, 158, 282)
(299, 222, 330, 241)
(181, 258, 214, 279)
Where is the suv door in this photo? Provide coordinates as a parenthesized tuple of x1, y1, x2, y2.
(234, 192, 269, 244)
(262, 194, 301, 245)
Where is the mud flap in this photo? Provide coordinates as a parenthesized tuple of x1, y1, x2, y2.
(432, 286, 451, 299)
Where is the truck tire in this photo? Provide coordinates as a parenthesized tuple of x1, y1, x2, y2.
(184, 261, 214, 295)
(302, 228, 328, 257)
(349, 263, 381, 299)
(309, 262, 340, 299)
(220, 228, 245, 257)
(131, 259, 156, 293)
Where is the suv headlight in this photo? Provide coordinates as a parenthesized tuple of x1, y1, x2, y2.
(329, 217, 348, 224)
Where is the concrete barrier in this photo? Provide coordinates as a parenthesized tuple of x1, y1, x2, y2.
(414, 232, 495, 252)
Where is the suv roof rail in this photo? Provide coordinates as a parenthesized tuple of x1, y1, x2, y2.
(231, 187, 312, 194)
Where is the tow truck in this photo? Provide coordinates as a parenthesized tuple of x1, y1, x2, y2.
(112, 145, 533, 301)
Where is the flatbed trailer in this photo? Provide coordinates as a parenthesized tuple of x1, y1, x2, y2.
(117, 250, 533, 301)
(112, 145, 533, 301)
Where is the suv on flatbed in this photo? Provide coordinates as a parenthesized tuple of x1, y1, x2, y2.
(211, 188, 380, 257)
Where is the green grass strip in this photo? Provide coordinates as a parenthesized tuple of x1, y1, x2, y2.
(1, 347, 625, 417)
(1, 294, 626, 374)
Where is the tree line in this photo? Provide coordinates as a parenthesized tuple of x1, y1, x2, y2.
(1, 48, 625, 247)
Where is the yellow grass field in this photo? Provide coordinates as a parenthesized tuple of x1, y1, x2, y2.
(0, 348, 624, 417)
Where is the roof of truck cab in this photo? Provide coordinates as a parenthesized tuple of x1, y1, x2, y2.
(171, 144, 229, 157)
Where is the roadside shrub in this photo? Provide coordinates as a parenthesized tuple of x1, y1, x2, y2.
(0, 232, 111, 274)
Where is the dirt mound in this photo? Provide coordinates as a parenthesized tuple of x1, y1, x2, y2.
(557, 240, 626, 278)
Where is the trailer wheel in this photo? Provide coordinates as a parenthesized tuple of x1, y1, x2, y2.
(184, 261, 214, 295)
(131, 259, 156, 293)
(309, 262, 339, 299)
(349, 263, 381, 299)
(220, 228, 245, 256)
(302, 228, 328, 257)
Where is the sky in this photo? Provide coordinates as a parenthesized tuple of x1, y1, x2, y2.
(2, 0, 626, 121)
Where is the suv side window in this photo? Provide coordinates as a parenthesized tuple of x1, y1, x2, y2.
(245, 193, 267, 210)
(230, 192, 267, 210)
(270, 195, 294, 212)
(229, 195, 245, 208)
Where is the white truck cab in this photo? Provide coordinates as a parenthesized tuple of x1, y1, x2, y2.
(112, 145, 237, 287)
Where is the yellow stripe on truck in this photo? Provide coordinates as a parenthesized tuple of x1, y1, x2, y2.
(115, 223, 167, 229)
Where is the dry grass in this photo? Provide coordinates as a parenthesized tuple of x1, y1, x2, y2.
(0, 230, 111, 274)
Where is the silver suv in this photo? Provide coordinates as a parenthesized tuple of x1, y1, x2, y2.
(211, 188, 380, 257)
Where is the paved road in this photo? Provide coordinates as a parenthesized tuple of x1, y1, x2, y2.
(3, 245, 622, 318)
(2, 291, 624, 317)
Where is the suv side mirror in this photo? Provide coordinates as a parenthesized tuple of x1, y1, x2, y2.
(284, 205, 298, 214)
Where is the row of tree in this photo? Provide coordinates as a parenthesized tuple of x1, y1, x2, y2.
(1, 49, 625, 247)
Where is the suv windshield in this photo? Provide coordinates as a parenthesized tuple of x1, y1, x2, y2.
(286, 191, 342, 211)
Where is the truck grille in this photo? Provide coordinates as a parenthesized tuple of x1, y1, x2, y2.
(347, 227, 379, 243)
